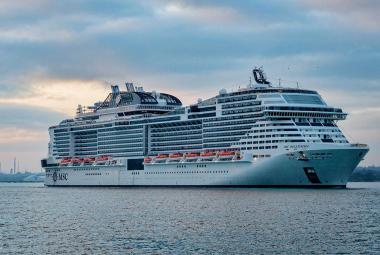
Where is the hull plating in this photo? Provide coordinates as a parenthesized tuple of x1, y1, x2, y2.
(45, 147, 368, 187)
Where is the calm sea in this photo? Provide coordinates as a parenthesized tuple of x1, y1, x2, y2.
(0, 182, 379, 254)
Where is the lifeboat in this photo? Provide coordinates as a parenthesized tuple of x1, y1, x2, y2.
(185, 152, 200, 162)
(200, 152, 215, 157)
(59, 157, 71, 166)
(219, 151, 235, 156)
(169, 153, 183, 158)
(96, 155, 109, 161)
(71, 158, 83, 166)
(154, 154, 168, 163)
(83, 157, 95, 165)
(199, 151, 216, 161)
(144, 157, 153, 163)
(218, 151, 235, 160)
(168, 153, 183, 162)
(186, 152, 200, 158)
(95, 155, 110, 165)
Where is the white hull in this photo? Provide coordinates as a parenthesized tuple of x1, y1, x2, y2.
(45, 146, 368, 187)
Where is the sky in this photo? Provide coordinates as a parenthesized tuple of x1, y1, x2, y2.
(0, 0, 379, 172)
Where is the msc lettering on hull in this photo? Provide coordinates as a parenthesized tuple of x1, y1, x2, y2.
(53, 172, 68, 182)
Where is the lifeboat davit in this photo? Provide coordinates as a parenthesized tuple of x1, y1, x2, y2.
(144, 157, 152, 163)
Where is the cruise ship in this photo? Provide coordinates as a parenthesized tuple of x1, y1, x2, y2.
(41, 68, 369, 187)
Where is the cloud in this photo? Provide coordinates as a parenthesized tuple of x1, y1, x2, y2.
(0, 127, 47, 171)
(339, 107, 380, 167)
(0, 0, 49, 15)
(0, 104, 67, 129)
(302, 0, 380, 32)
(0, 24, 73, 43)
(0, 149, 46, 173)
(155, 2, 245, 27)
(0, 0, 379, 167)
(319, 89, 380, 111)
(0, 78, 109, 115)
(0, 128, 46, 145)
(0, 104, 65, 172)
(84, 17, 147, 34)
(0, 1, 152, 43)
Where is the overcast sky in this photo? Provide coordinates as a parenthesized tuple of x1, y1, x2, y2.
(0, 0, 379, 171)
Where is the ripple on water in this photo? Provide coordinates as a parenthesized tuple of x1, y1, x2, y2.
(0, 182, 379, 254)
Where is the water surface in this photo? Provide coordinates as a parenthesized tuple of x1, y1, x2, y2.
(0, 182, 379, 254)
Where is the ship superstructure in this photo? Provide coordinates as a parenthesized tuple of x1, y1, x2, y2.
(42, 68, 368, 187)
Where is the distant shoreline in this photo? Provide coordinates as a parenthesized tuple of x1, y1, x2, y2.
(349, 167, 380, 182)
(0, 172, 45, 183)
